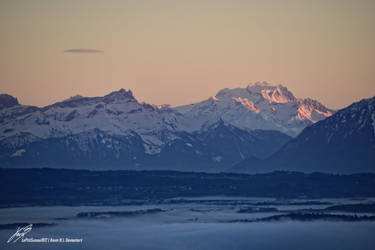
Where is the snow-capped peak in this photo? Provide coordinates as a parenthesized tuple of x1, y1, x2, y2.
(103, 88, 135, 103)
(215, 82, 296, 104)
(175, 82, 333, 136)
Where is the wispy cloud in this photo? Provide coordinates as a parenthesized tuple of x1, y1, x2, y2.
(64, 49, 103, 54)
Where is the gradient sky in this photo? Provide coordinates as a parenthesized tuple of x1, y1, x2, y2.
(1, 0, 374, 109)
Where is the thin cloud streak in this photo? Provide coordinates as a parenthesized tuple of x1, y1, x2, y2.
(64, 49, 103, 53)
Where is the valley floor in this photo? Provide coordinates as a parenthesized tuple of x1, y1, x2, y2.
(1, 197, 375, 250)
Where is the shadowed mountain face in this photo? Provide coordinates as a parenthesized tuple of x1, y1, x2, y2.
(0, 121, 290, 171)
(149, 121, 291, 171)
(232, 97, 375, 174)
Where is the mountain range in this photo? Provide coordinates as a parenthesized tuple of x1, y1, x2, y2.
(1, 81, 372, 173)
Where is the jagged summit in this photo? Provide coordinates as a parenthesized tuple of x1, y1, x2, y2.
(64, 95, 84, 102)
(260, 85, 297, 103)
(48, 89, 136, 109)
(60, 89, 134, 104)
(102, 88, 135, 103)
(105, 88, 134, 98)
(0, 94, 19, 109)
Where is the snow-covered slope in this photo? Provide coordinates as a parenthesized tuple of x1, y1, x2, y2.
(175, 81, 333, 136)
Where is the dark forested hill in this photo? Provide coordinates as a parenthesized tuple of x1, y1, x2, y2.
(1, 168, 375, 207)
